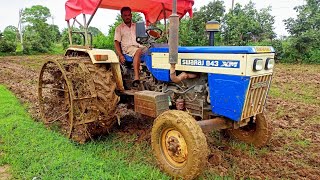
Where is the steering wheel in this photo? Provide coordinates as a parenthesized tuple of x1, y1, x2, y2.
(146, 27, 163, 40)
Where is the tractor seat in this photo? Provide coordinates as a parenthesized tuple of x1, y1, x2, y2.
(123, 53, 148, 63)
(124, 54, 134, 62)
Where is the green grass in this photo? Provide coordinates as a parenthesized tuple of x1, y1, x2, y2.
(269, 85, 319, 105)
(295, 139, 311, 148)
(0, 85, 168, 179)
(18, 56, 48, 71)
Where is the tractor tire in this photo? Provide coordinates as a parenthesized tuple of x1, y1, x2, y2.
(226, 113, 272, 148)
(38, 58, 119, 143)
(86, 62, 119, 121)
(83, 62, 119, 135)
(151, 110, 208, 180)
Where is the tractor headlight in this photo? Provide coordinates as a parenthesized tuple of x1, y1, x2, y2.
(265, 58, 275, 70)
(253, 58, 263, 71)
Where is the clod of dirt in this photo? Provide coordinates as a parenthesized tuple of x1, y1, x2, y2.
(208, 153, 222, 166)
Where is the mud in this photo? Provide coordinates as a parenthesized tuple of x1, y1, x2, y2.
(0, 56, 319, 179)
(0, 165, 11, 180)
(0, 148, 10, 180)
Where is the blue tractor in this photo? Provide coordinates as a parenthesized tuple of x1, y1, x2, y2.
(38, 0, 274, 179)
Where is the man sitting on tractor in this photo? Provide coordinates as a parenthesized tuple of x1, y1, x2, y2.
(114, 6, 147, 86)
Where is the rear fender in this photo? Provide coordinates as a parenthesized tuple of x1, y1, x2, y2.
(64, 47, 124, 91)
(64, 47, 119, 64)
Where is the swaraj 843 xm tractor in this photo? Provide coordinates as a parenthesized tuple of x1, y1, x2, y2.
(38, 0, 275, 179)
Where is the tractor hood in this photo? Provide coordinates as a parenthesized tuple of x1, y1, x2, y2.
(65, 0, 194, 24)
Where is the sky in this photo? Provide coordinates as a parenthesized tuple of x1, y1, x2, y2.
(0, 0, 305, 37)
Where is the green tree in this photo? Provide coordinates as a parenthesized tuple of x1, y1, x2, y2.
(61, 28, 83, 49)
(49, 24, 61, 43)
(0, 26, 18, 53)
(222, 1, 275, 45)
(88, 27, 102, 37)
(3, 26, 18, 42)
(284, 0, 320, 63)
(180, 0, 225, 46)
(92, 33, 110, 49)
(21, 5, 54, 53)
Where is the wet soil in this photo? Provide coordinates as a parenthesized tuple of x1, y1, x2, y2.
(0, 56, 319, 179)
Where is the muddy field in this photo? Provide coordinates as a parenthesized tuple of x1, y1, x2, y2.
(0, 55, 319, 179)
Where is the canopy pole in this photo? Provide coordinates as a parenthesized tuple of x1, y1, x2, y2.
(87, 0, 103, 26)
(83, 14, 89, 47)
(67, 20, 73, 45)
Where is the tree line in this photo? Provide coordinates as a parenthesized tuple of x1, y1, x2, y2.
(0, 0, 319, 63)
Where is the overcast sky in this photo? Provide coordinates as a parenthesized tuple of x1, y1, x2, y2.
(0, 0, 305, 37)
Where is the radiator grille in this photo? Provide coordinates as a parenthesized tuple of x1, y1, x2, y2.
(241, 74, 272, 119)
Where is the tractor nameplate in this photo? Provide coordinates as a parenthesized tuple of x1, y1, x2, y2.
(181, 59, 240, 68)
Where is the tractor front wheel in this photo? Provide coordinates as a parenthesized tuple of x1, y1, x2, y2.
(226, 113, 272, 148)
(151, 110, 208, 180)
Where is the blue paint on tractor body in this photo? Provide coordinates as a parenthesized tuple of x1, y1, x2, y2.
(208, 74, 250, 121)
(122, 46, 271, 121)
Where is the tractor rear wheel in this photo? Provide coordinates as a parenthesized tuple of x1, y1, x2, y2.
(38, 58, 119, 143)
(226, 113, 272, 148)
(151, 110, 208, 180)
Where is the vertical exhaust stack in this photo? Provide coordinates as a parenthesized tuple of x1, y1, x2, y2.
(169, 0, 181, 83)
(169, 0, 197, 83)
(169, 0, 179, 65)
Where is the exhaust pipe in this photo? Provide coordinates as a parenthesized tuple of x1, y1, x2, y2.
(169, 0, 196, 83)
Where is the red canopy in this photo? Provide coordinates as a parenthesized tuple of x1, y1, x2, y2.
(65, 0, 194, 24)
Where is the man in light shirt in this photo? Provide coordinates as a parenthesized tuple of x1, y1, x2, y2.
(114, 7, 147, 86)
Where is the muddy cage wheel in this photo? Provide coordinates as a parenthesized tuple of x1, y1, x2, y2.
(38, 58, 119, 143)
(38, 59, 74, 137)
(226, 113, 272, 148)
(151, 110, 208, 180)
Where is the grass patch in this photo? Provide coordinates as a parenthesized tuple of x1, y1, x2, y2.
(308, 115, 320, 125)
(269, 85, 319, 105)
(295, 139, 311, 148)
(276, 64, 320, 74)
(274, 105, 286, 119)
(19, 60, 44, 71)
(230, 141, 248, 152)
(0, 85, 168, 179)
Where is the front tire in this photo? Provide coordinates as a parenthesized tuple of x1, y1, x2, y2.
(151, 110, 208, 180)
(226, 113, 272, 148)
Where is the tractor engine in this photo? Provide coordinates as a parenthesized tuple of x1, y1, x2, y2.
(120, 60, 210, 120)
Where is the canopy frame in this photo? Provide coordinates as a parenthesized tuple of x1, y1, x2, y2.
(65, 0, 193, 48)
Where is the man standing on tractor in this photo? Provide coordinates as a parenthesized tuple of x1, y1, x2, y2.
(114, 7, 147, 86)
